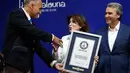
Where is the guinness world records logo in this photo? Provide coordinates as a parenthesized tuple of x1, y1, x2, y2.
(80, 41, 88, 50)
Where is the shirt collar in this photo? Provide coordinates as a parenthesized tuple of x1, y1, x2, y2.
(67, 36, 70, 40)
(22, 8, 31, 21)
(108, 21, 120, 31)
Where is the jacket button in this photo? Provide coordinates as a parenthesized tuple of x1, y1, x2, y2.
(33, 40, 35, 42)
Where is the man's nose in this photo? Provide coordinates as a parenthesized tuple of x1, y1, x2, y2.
(105, 14, 109, 18)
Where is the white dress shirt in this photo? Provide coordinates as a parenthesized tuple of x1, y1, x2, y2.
(108, 21, 120, 52)
(22, 8, 31, 21)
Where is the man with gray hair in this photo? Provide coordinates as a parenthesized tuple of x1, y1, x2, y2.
(2, 0, 64, 73)
(94, 2, 130, 73)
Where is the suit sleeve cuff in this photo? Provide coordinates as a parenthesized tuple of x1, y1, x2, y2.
(50, 60, 57, 68)
(52, 34, 54, 41)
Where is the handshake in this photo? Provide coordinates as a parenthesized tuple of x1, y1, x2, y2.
(52, 34, 63, 52)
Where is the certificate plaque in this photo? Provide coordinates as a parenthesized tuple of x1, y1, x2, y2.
(63, 31, 102, 73)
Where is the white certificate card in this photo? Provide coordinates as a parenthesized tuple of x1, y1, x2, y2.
(69, 37, 95, 69)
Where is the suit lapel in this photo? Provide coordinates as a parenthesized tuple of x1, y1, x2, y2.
(112, 23, 123, 52)
(112, 24, 123, 52)
(102, 27, 111, 53)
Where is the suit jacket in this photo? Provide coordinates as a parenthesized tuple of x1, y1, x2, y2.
(2, 8, 54, 73)
(95, 23, 130, 73)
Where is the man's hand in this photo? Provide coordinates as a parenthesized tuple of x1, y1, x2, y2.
(59, 70, 68, 73)
(52, 43, 59, 52)
(55, 63, 67, 73)
(55, 63, 63, 71)
(52, 35, 63, 50)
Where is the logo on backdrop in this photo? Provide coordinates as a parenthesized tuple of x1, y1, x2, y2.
(19, 0, 66, 12)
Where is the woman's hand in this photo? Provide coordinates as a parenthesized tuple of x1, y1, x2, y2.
(94, 56, 99, 65)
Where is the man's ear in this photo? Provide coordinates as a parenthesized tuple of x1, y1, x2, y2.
(29, 1, 35, 9)
(117, 12, 121, 19)
(117, 15, 120, 19)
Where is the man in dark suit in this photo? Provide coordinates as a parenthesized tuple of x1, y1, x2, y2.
(2, 0, 63, 73)
(94, 2, 130, 73)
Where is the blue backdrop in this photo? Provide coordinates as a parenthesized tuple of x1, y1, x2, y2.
(0, 0, 130, 73)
